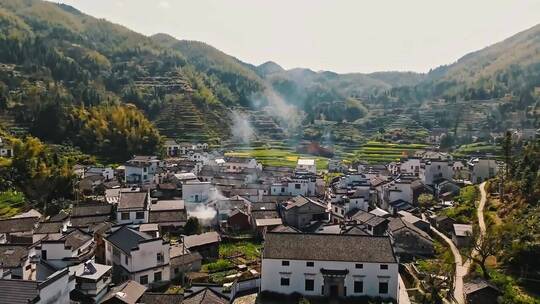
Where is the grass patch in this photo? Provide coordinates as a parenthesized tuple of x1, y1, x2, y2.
(202, 259, 234, 273)
(219, 241, 262, 260)
(0, 190, 26, 218)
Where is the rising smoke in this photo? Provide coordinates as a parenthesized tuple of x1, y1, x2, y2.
(230, 110, 255, 144)
(185, 188, 227, 226)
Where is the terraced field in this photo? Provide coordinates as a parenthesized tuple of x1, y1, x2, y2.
(225, 147, 329, 170)
(350, 141, 428, 163)
(452, 142, 501, 159)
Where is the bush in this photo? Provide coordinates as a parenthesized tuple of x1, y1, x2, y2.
(204, 259, 233, 273)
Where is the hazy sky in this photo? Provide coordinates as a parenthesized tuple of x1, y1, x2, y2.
(56, 0, 540, 73)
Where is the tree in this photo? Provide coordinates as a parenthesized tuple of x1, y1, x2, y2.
(420, 259, 454, 304)
(184, 217, 201, 235)
(418, 193, 435, 213)
(464, 227, 502, 280)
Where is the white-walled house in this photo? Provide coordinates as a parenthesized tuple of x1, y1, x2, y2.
(270, 172, 319, 197)
(182, 181, 212, 203)
(224, 157, 261, 173)
(116, 192, 150, 224)
(420, 160, 453, 185)
(85, 166, 115, 181)
(0, 268, 73, 304)
(296, 158, 317, 174)
(468, 158, 499, 184)
(37, 229, 94, 270)
(70, 261, 112, 303)
(124, 156, 163, 184)
(0, 137, 13, 158)
(104, 226, 170, 286)
(261, 232, 399, 301)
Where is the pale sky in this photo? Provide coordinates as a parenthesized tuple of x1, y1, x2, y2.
(56, 0, 540, 73)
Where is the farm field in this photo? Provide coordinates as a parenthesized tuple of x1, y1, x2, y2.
(350, 141, 428, 163)
(0, 190, 25, 218)
(225, 147, 329, 170)
(452, 142, 501, 159)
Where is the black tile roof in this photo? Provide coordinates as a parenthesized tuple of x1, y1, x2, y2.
(71, 202, 112, 217)
(263, 232, 397, 263)
(0, 244, 28, 268)
(0, 279, 39, 304)
(106, 226, 152, 254)
(0, 217, 37, 234)
(118, 192, 148, 210)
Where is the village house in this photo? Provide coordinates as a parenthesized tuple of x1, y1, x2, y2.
(347, 209, 389, 236)
(420, 159, 454, 185)
(261, 232, 399, 300)
(85, 166, 115, 181)
(124, 156, 163, 184)
(164, 139, 181, 157)
(0, 244, 31, 279)
(0, 268, 73, 304)
(148, 199, 187, 232)
(181, 232, 221, 262)
(0, 216, 38, 244)
(468, 158, 499, 184)
(36, 229, 94, 275)
(281, 196, 329, 229)
(69, 261, 112, 303)
(463, 280, 502, 304)
(101, 280, 147, 304)
(224, 157, 261, 173)
(388, 217, 434, 260)
(104, 226, 170, 286)
(169, 244, 202, 281)
(0, 137, 13, 158)
(296, 158, 317, 174)
(452, 224, 473, 248)
(270, 171, 321, 197)
(182, 180, 212, 203)
(116, 191, 150, 225)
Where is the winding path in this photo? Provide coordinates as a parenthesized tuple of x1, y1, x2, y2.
(464, 181, 488, 270)
(430, 225, 466, 304)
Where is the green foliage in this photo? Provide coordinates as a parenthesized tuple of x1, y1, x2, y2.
(443, 186, 478, 223)
(219, 241, 261, 260)
(183, 217, 201, 235)
(66, 105, 161, 161)
(489, 269, 540, 304)
(0, 136, 75, 209)
(203, 259, 233, 273)
(0, 189, 25, 218)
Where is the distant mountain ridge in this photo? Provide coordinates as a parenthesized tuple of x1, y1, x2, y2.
(0, 0, 538, 146)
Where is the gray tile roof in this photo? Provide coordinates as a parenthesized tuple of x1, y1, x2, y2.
(118, 192, 148, 210)
(182, 232, 220, 249)
(140, 293, 184, 304)
(71, 202, 112, 217)
(106, 226, 152, 254)
(263, 232, 397, 263)
(0, 244, 28, 268)
(34, 221, 63, 234)
(0, 217, 37, 234)
(101, 280, 147, 304)
(0, 279, 39, 304)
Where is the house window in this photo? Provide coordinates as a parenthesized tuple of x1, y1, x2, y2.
(380, 264, 388, 270)
(295, 184, 301, 189)
(125, 255, 129, 265)
(121, 212, 130, 220)
(281, 187, 285, 193)
(354, 281, 364, 293)
(174, 268, 179, 274)
(154, 271, 162, 282)
(280, 277, 290, 286)
(140, 275, 148, 285)
(306, 261, 314, 267)
(281, 260, 290, 266)
(41, 250, 47, 260)
(305, 279, 314, 291)
(355, 263, 363, 269)
(136, 211, 145, 219)
(379, 282, 388, 294)
(157, 253, 164, 263)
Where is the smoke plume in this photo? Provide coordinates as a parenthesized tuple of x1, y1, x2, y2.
(230, 110, 255, 145)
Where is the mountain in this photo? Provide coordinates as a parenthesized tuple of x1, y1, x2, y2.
(0, 0, 537, 150)
(428, 24, 540, 83)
